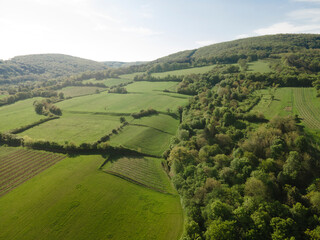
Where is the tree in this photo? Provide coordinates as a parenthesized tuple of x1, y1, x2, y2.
(283, 151, 301, 180)
(205, 219, 237, 240)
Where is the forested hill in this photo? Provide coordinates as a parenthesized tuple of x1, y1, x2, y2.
(141, 34, 320, 73)
(0, 54, 107, 82)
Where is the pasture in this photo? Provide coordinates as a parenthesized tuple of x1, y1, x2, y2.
(0, 97, 44, 132)
(103, 156, 174, 194)
(59, 86, 106, 98)
(83, 77, 132, 87)
(56, 90, 188, 114)
(151, 65, 214, 78)
(0, 154, 183, 240)
(19, 112, 123, 144)
(0, 147, 65, 196)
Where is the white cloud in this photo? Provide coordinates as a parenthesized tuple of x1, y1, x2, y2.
(195, 40, 217, 47)
(288, 8, 320, 22)
(293, 0, 320, 3)
(254, 22, 320, 35)
(235, 34, 251, 39)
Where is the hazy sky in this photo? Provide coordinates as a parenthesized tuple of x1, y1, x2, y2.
(1, 0, 320, 61)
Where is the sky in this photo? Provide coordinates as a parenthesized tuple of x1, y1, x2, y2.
(1, 0, 320, 62)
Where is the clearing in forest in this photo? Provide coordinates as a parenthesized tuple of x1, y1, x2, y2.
(252, 87, 320, 129)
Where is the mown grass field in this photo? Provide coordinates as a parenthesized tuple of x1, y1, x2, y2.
(0, 154, 183, 240)
(103, 156, 174, 194)
(56, 90, 188, 114)
(252, 87, 320, 129)
(151, 65, 214, 78)
(19, 112, 123, 144)
(247, 60, 272, 73)
(59, 86, 106, 98)
(0, 148, 65, 196)
(0, 97, 44, 132)
(110, 124, 173, 156)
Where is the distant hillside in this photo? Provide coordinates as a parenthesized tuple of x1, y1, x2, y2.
(102, 61, 147, 68)
(144, 34, 320, 72)
(0, 54, 107, 82)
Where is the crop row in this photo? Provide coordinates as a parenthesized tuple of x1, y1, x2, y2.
(0, 150, 65, 196)
(0, 151, 55, 174)
(294, 88, 320, 129)
(0, 154, 64, 184)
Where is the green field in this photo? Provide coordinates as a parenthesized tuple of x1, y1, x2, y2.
(103, 156, 174, 194)
(19, 112, 123, 144)
(0, 153, 183, 240)
(126, 81, 178, 93)
(110, 125, 173, 156)
(247, 60, 272, 73)
(151, 65, 214, 78)
(59, 86, 106, 98)
(83, 78, 133, 87)
(57, 91, 188, 114)
(252, 87, 320, 129)
(0, 98, 44, 132)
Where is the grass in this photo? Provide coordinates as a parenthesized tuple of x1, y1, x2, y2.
(252, 87, 320, 130)
(103, 155, 174, 194)
(0, 98, 44, 132)
(252, 88, 294, 119)
(18, 112, 124, 144)
(126, 81, 178, 93)
(0, 154, 183, 240)
(131, 113, 179, 135)
(119, 72, 145, 80)
(151, 65, 214, 78)
(83, 78, 133, 87)
(247, 60, 272, 73)
(59, 86, 105, 98)
(57, 91, 189, 114)
(109, 125, 173, 156)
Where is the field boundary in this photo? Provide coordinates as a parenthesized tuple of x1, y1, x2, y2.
(9, 116, 60, 134)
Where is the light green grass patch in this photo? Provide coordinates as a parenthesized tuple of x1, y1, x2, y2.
(119, 72, 145, 80)
(103, 156, 174, 194)
(0, 155, 183, 240)
(109, 125, 173, 156)
(132, 114, 179, 135)
(19, 112, 123, 144)
(59, 86, 105, 98)
(126, 81, 178, 93)
(247, 60, 272, 73)
(0, 98, 44, 132)
(83, 78, 132, 87)
(57, 92, 189, 114)
(151, 65, 214, 78)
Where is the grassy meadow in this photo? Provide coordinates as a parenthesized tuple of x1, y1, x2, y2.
(83, 78, 133, 87)
(56, 89, 188, 114)
(0, 154, 183, 240)
(247, 60, 272, 73)
(0, 97, 44, 132)
(126, 81, 178, 93)
(18, 112, 124, 144)
(59, 86, 106, 98)
(151, 65, 214, 78)
(103, 156, 174, 194)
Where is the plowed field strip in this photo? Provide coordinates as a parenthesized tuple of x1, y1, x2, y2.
(0, 150, 65, 197)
